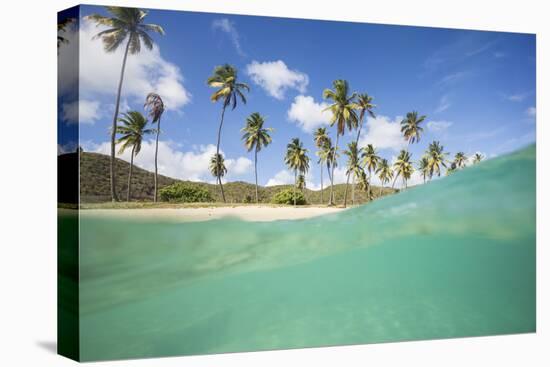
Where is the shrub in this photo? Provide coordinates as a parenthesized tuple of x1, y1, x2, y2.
(270, 188, 307, 205)
(159, 182, 213, 203)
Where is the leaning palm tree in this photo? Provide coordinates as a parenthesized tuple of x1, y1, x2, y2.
(473, 153, 483, 164)
(318, 138, 338, 205)
(209, 153, 227, 198)
(323, 80, 358, 206)
(361, 144, 381, 199)
(144, 93, 165, 202)
(241, 112, 273, 203)
(116, 111, 155, 201)
(454, 152, 467, 169)
(426, 141, 448, 179)
(86, 6, 165, 202)
(376, 159, 393, 196)
(400, 111, 426, 150)
(418, 156, 430, 184)
(314, 128, 330, 204)
(285, 138, 310, 206)
(207, 64, 250, 203)
(343, 142, 363, 206)
(392, 150, 414, 188)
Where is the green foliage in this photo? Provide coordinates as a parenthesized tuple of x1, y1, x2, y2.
(271, 189, 307, 205)
(159, 183, 213, 203)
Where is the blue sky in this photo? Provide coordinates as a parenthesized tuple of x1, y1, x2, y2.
(58, 5, 536, 188)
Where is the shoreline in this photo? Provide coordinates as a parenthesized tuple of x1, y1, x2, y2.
(77, 205, 347, 222)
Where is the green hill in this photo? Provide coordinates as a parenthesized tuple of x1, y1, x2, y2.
(66, 152, 396, 205)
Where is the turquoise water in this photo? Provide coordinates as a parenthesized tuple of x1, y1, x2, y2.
(76, 145, 535, 361)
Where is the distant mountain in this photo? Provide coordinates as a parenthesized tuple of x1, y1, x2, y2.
(59, 152, 396, 204)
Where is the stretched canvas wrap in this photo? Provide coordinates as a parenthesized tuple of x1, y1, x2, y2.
(58, 4, 536, 362)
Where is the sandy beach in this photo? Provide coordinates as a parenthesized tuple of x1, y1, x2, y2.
(80, 206, 346, 222)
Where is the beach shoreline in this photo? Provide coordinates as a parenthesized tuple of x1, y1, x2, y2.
(77, 205, 346, 222)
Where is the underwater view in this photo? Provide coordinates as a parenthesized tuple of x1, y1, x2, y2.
(61, 145, 535, 361)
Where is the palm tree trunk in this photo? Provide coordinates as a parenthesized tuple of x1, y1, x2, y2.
(379, 183, 383, 197)
(367, 171, 372, 200)
(127, 145, 135, 202)
(329, 134, 340, 206)
(320, 164, 324, 205)
(109, 37, 132, 202)
(343, 171, 351, 208)
(293, 169, 297, 207)
(351, 174, 355, 205)
(153, 117, 161, 202)
(254, 146, 259, 204)
(216, 105, 227, 203)
(392, 174, 399, 189)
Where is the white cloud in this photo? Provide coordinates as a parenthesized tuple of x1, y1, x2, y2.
(212, 18, 245, 57)
(359, 115, 407, 152)
(525, 106, 536, 117)
(78, 19, 191, 111)
(226, 157, 252, 176)
(246, 60, 309, 99)
(427, 120, 453, 133)
(265, 169, 325, 190)
(266, 169, 294, 186)
(438, 71, 470, 86)
(85, 141, 251, 182)
(505, 92, 529, 102)
(434, 95, 451, 113)
(287, 95, 331, 133)
(62, 99, 101, 125)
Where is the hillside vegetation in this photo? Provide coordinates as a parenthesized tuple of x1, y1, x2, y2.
(69, 152, 397, 205)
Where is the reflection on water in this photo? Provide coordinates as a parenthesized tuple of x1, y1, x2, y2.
(66, 145, 535, 361)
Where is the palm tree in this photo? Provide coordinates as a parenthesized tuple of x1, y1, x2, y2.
(392, 150, 414, 189)
(209, 154, 227, 196)
(356, 170, 371, 197)
(376, 159, 393, 196)
(241, 112, 273, 203)
(418, 156, 430, 184)
(207, 64, 250, 203)
(454, 152, 467, 169)
(115, 111, 155, 201)
(354, 93, 376, 144)
(426, 141, 448, 179)
(323, 80, 358, 206)
(314, 128, 330, 204)
(144, 93, 165, 202)
(318, 138, 338, 204)
(285, 138, 310, 206)
(400, 111, 426, 150)
(343, 142, 363, 206)
(361, 144, 380, 200)
(473, 153, 483, 164)
(86, 7, 165, 202)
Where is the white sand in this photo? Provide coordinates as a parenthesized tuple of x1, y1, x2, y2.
(81, 206, 345, 222)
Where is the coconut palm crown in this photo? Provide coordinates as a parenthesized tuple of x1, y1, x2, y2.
(454, 152, 468, 169)
(426, 141, 448, 178)
(400, 111, 426, 145)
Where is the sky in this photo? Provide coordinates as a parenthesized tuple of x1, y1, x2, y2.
(58, 5, 536, 189)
